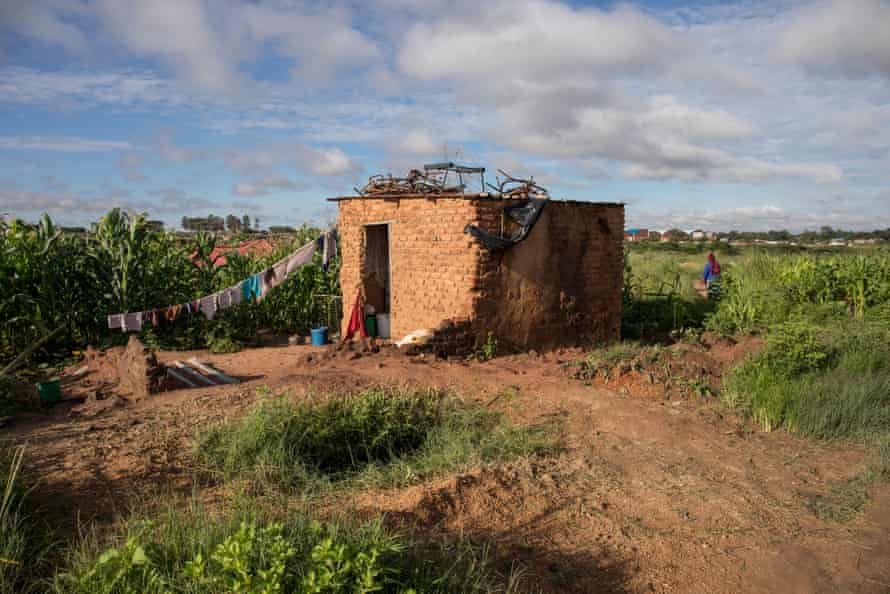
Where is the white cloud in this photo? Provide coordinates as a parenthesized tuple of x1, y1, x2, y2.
(0, 1, 88, 53)
(398, 1, 683, 81)
(395, 0, 839, 184)
(92, 0, 241, 94)
(780, 0, 890, 79)
(236, 2, 380, 84)
(0, 136, 137, 152)
(630, 201, 890, 233)
(296, 146, 359, 176)
(231, 175, 298, 197)
(223, 143, 359, 178)
(0, 67, 193, 108)
(391, 130, 442, 157)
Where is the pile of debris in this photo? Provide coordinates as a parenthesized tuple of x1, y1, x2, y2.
(78, 336, 166, 400)
(355, 162, 549, 199)
(55, 337, 240, 416)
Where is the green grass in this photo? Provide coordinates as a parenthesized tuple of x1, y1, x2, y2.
(196, 387, 556, 491)
(723, 318, 890, 521)
(54, 497, 523, 594)
(0, 449, 51, 594)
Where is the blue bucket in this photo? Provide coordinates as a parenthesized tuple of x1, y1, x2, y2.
(310, 327, 328, 346)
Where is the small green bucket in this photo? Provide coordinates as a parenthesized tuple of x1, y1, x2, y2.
(364, 314, 377, 337)
(37, 378, 61, 405)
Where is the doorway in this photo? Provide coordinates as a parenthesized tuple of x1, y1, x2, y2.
(363, 224, 391, 336)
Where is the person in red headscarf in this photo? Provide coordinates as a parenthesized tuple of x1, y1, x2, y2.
(703, 252, 721, 287)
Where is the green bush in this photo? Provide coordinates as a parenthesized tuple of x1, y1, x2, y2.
(724, 319, 890, 437)
(197, 388, 554, 489)
(56, 504, 519, 594)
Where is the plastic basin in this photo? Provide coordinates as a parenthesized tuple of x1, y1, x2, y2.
(310, 327, 328, 346)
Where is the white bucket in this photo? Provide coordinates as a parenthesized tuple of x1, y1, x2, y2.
(376, 314, 391, 339)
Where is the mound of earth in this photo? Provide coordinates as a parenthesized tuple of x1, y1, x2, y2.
(569, 334, 764, 400)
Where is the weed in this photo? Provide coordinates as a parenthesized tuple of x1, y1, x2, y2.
(467, 333, 499, 362)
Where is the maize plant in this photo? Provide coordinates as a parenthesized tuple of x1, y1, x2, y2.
(1, 210, 339, 369)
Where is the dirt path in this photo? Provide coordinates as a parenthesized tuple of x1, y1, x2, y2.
(3, 344, 888, 593)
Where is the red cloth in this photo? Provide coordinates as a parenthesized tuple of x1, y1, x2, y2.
(343, 291, 367, 341)
(708, 252, 721, 274)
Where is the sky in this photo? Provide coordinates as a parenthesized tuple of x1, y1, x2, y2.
(0, 0, 888, 232)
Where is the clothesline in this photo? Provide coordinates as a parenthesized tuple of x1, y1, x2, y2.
(107, 230, 338, 333)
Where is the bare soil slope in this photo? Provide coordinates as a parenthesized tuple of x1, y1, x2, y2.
(4, 344, 888, 594)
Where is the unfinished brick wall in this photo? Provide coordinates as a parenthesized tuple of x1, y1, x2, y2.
(472, 200, 624, 351)
(336, 196, 623, 353)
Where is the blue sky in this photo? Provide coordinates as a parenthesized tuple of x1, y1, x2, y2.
(1, 0, 888, 231)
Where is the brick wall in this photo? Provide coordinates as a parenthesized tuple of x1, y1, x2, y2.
(472, 200, 624, 350)
(336, 196, 623, 353)
(338, 197, 483, 343)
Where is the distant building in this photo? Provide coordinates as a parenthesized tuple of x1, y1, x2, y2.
(624, 228, 650, 242)
(194, 239, 275, 267)
(691, 229, 706, 241)
(649, 230, 661, 241)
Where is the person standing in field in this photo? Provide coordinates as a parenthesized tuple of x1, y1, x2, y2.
(702, 252, 722, 298)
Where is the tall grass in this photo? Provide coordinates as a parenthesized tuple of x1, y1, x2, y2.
(628, 245, 890, 521)
(197, 387, 555, 490)
(724, 318, 890, 437)
(0, 448, 49, 594)
(55, 497, 523, 593)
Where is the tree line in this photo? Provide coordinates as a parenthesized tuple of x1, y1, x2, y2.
(181, 214, 259, 232)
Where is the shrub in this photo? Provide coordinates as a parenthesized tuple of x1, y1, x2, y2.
(56, 503, 519, 594)
(725, 319, 889, 437)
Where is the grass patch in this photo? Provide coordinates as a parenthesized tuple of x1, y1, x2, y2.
(724, 319, 890, 437)
(0, 448, 51, 594)
(724, 318, 890, 521)
(54, 498, 523, 594)
(196, 387, 555, 490)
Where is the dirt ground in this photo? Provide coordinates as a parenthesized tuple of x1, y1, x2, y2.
(3, 342, 889, 594)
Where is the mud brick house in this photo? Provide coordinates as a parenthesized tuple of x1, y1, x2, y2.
(330, 193, 624, 353)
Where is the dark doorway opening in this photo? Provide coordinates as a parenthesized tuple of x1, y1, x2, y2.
(363, 224, 391, 321)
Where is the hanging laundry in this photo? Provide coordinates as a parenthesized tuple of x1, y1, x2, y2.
(343, 290, 368, 341)
(218, 282, 243, 309)
(122, 312, 143, 333)
(323, 230, 338, 270)
(200, 294, 219, 320)
(284, 240, 317, 275)
(106, 235, 323, 332)
(107, 314, 123, 330)
(259, 267, 276, 297)
(164, 304, 183, 322)
(242, 274, 262, 303)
